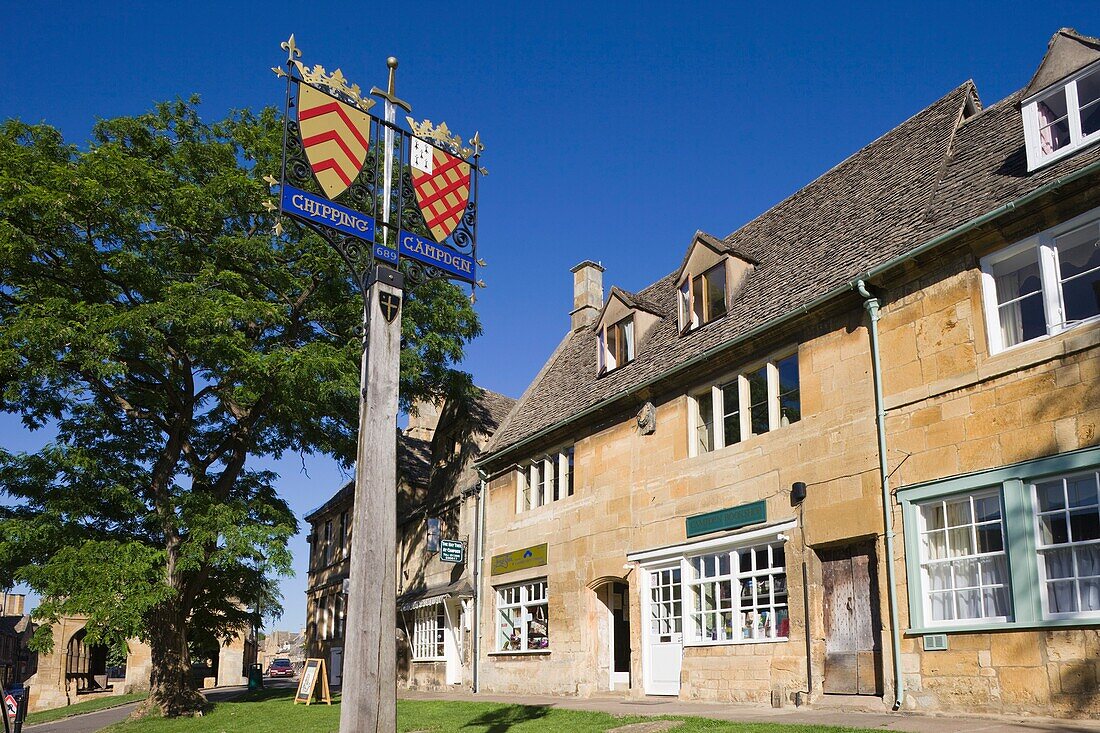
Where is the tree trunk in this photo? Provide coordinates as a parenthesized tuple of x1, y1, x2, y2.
(141, 602, 207, 717)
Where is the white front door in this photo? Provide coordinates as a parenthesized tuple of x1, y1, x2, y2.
(643, 565, 683, 696)
(443, 599, 461, 685)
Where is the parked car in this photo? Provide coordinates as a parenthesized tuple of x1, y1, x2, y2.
(266, 658, 295, 678)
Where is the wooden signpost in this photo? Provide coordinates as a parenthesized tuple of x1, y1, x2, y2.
(294, 658, 332, 705)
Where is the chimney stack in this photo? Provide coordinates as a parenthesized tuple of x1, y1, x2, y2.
(404, 400, 442, 441)
(570, 260, 605, 330)
(2, 593, 25, 616)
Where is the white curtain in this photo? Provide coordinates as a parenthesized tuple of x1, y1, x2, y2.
(994, 270, 1024, 347)
(1079, 545, 1100, 612)
(1044, 549, 1077, 613)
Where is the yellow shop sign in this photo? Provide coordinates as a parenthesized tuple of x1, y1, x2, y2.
(490, 543, 548, 576)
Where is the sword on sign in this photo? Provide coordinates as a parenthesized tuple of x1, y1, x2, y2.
(371, 58, 411, 247)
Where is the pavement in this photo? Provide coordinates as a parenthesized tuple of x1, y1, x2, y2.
(22, 679, 298, 733)
(400, 689, 1100, 733)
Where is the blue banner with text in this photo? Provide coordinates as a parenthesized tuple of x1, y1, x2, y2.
(280, 184, 375, 242)
(399, 230, 477, 283)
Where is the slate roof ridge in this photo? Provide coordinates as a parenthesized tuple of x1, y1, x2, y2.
(693, 230, 760, 265)
(601, 285, 666, 322)
(914, 81, 981, 232)
(721, 81, 975, 246)
(1022, 27, 1100, 101)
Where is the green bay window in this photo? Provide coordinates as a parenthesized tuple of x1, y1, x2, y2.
(900, 446, 1100, 633)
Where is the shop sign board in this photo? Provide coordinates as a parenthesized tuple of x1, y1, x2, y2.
(440, 539, 465, 564)
(490, 543, 547, 576)
(686, 500, 767, 538)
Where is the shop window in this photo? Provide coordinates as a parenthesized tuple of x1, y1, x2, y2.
(980, 209, 1100, 353)
(690, 351, 800, 455)
(686, 543, 788, 644)
(412, 603, 445, 660)
(496, 580, 549, 652)
(516, 447, 574, 513)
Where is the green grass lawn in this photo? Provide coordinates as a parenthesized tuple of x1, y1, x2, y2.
(98, 690, 878, 733)
(25, 692, 149, 725)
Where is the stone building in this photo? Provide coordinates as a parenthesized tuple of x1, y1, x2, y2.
(24, 616, 152, 712)
(23, 614, 255, 712)
(0, 593, 35, 690)
(473, 28, 1100, 719)
(304, 387, 515, 691)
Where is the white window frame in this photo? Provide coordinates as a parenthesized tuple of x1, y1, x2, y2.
(684, 542, 789, 646)
(688, 350, 800, 457)
(1031, 470, 1100, 621)
(1023, 60, 1100, 170)
(980, 206, 1100, 354)
(598, 314, 635, 374)
(495, 579, 549, 653)
(411, 603, 446, 661)
(515, 447, 574, 513)
(677, 260, 729, 333)
(915, 489, 1012, 627)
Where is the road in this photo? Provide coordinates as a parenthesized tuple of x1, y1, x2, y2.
(23, 679, 298, 733)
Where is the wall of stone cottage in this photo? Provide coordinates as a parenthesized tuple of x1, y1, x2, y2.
(874, 188, 1100, 718)
(479, 307, 901, 705)
(397, 492, 478, 691)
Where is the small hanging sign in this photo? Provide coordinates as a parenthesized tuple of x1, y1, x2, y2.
(439, 539, 465, 564)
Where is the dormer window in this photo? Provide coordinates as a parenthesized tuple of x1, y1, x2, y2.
(598, 315, 634, 373)
(679, 262, 728, 333)
(593, 286, 661, 375)
(1024, 61, 1100, 170)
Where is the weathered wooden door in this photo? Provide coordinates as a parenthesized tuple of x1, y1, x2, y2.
(821, 545, 882, 695)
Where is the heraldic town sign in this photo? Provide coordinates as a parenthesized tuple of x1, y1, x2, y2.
(269, 35, 485, 293)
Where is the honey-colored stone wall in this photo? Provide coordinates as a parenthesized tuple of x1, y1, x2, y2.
(480, 309, 892, 705)
(397, 491, 477, 691)
(479, 193, 1100, 719)
(874, 206, 1100, 718)
(25, 617, 151, 713)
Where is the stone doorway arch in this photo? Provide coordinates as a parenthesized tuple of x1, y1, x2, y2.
(64, 629, 109, 695)
(588, 577, 632, 692)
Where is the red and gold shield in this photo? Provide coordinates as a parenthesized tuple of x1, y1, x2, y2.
(297, 85, 372, 199)
(411, 145, 471, 242)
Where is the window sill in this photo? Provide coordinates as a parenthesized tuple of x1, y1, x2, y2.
(986, 314, 1100, 362)
(487, 650, 551, 657)
(906, 616, 1100, 636)
(685, 637, 788, 648)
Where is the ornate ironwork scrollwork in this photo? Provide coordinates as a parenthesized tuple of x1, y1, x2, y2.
(449, 199, 477, 255)
(401, 258, 449, 289)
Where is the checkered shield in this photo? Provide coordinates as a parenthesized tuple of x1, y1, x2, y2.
(410, 138, 471, 242)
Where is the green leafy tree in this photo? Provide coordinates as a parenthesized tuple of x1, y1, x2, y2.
(0, 98, 480, 716)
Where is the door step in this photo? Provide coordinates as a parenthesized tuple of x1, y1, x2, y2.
(813, 694, 889, 712)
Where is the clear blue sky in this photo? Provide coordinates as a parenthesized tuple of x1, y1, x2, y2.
(1, 0, 1097, 631)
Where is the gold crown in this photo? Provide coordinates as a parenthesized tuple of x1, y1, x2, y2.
(406, 118, 484, 160)
(274, 35, 376, 113)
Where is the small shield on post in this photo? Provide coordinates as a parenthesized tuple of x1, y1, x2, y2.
(378, 292, 401, 323)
